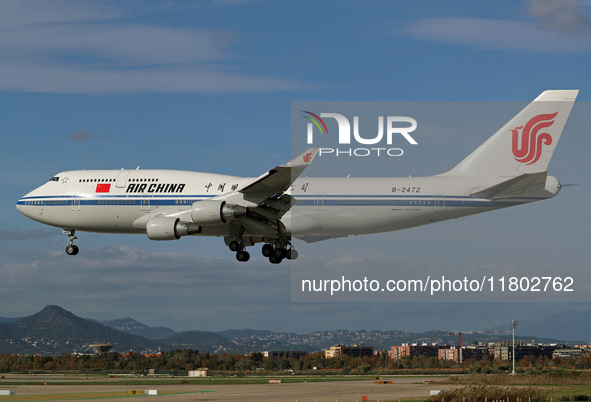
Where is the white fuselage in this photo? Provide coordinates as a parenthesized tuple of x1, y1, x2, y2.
(16, 168, 561, 239)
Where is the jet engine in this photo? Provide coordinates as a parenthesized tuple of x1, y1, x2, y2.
(146, 217, 201, 241)
(191, 200, 247, 225)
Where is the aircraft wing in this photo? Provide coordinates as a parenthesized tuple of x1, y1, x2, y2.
(224, 148, 319, 240)
(238, 148, 319, 196)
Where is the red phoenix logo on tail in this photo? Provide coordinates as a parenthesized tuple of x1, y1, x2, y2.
(303, 153, 312, 163)
(511, 112, 557, 165)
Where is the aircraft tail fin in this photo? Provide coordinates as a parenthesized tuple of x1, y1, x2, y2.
(444, 90, 578, 177)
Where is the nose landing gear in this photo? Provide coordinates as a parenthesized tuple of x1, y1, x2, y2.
(63, 229, 79, 255)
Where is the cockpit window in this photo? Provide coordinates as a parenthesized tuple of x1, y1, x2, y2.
(49, 176, 59, 182)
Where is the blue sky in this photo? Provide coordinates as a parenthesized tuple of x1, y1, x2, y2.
(1, 0, 591, 336)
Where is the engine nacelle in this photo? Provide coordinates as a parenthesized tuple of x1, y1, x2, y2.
(191, 200, 247, 225)
(146, 217, 201, 241)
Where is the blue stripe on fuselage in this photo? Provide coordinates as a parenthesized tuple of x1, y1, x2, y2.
(16, 193, 538, 209)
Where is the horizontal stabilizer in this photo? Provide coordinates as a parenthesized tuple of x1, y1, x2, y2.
(471, 172, 547, 199)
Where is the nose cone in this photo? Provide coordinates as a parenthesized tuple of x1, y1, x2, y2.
(16, 174, 66, 226)
(16, 184, 48, 221)
(16, 194, 35, 219)
(16, 199, 24, 214)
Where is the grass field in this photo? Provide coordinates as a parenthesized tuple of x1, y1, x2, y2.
(435, 372, 591, 401)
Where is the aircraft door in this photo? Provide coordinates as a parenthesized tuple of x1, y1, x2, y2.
(434, 195, 446, 212)
(314, 193, 324, 211)
(116, 170, 130, 188)
(141, 197, 150, 211)
(71, 197, 80, 211)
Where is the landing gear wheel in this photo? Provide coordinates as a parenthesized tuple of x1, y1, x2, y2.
(261, 244, 273, 257)
(229, 241, 241, 252)
(273, 248, 286, 259)
(236, 250, 250, 262)
(63, 229, 78, 255)
(286, 249, 298, 260)
(269, 255, 283, 264)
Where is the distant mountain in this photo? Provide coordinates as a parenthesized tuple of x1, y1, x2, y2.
(1, 305, 585, 356)
(0, 317, 20, 323)
(208, 329, 573, 353)
(0, 305, 161, 355)
(101, 318, 178, 340)
(164, 331, 238, 354)
(215, 329, 275, 339)
(223, 329, 418, 352)
(490, 309, 591, 342)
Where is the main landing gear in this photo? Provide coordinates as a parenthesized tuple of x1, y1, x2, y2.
(261, 243, 298, 264)
(229, 240, 251, 262)
(63, 229, 79, 255)
(228, 240, 298, 264)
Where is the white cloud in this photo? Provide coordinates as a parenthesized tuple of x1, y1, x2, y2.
(0, 0, 313, 93)
(398, 17, 591, 54)
(0, 0, 123, 30)
(0, 64, 312, 94)
(0, 228, 58, 240)
(68, 131, 112, 141)
(528, 0, 591, 34)
(0, 244, 293, 321)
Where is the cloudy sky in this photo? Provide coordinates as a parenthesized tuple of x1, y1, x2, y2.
(1, 0, 590, 337)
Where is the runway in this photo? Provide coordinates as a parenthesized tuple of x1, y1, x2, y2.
(0, 375, 456, 401)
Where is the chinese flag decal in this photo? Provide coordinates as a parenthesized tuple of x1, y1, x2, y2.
(96, 183, 111, 193)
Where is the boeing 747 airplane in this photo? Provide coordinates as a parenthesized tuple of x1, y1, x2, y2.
(17, 90, 578, 264)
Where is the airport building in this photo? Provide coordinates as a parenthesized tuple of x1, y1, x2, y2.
(438, 348, 459, 362)
(552, 349, 583, 359)
(437, 345, 490, 363)
(188, 368, 209, 377)
(263, 350, 308, 358)
(491, 341, 566, 361)
(389, 343, 444, 360)
(89, 344, 113, 354)
(390, 341, 580, 364)
(325, 344, 374, 358)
